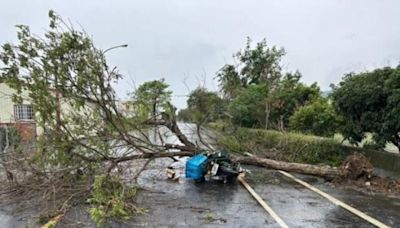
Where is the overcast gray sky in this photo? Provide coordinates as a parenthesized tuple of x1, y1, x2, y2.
(1, 0, 400, 108)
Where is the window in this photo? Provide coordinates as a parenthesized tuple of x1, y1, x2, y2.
(14, 105, 34, 121)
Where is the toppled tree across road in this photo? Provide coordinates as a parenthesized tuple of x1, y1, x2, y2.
(0, 11, 399, 227)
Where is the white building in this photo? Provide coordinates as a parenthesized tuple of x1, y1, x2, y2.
(0, 83, 36, 141)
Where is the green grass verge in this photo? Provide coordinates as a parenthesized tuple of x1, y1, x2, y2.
(212, 126, 359, 167)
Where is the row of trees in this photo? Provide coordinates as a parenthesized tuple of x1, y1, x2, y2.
(173, 38, 400, 151)
(117, 38, 400, 151)
(176, 38, 335, 134)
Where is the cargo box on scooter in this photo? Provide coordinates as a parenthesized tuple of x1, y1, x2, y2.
(185, 154, 208, 181)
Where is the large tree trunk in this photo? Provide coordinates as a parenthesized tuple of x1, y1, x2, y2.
(234, 156, 346, 180)
(147, 109, 353, 180)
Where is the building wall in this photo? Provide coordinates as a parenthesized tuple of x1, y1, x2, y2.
(0, 83, 32, 123)
(0, 83, 37, 141)
(0, 83, 17, 123)
(0, 83, 101, 138)
(0, 122, 36, 142)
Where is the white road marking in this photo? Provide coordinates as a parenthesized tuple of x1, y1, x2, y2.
(278, 170, 390, 228)
(238, 174, 289, 228)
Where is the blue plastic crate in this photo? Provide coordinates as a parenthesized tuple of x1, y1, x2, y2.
(185, 154, 208, 180)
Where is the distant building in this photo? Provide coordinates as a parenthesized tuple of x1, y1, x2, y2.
(117, 100, 137, 117)
(0, 83, 37, 141)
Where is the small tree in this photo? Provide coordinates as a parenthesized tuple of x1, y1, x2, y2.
(289, 99, 339, 137)
(216, 38, 319, 129)
(0, 11, 196, 225)
(132, 79, 172, 121)
(216, 64, 242, 100)
(178, 87, 224, 124)
(270, 72, 321, 129)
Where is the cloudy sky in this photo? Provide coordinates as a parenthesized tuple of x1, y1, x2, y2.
(1, 0, 400, 108)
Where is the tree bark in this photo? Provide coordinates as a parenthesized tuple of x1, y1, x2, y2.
(265, 101, 270, 130)
(147, 111, 349, 180)
(234, 155, 347, 180)
(147, 111, 196, 150)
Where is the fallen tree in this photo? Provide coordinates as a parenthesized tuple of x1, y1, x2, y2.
(0, 10, 398, 227)
(235, 155, 345, 180)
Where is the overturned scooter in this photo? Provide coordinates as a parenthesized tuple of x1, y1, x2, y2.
(185, 150, 243, 183)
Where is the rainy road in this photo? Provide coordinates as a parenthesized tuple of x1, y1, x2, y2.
(0, 123, 399, 227)
(130, 159, 400, 228)
(0, 158, 399, 227)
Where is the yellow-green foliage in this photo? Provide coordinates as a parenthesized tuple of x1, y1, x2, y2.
(87, 175, 144, 227)
(218, 128, 356, 166)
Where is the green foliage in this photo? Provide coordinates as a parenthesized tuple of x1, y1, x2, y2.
(178, 87, 224, 124)
(177, 108, 192, 122)
(0, 127, 20, 152)
(228, 84, 268, 127)
(216, 37, 285, 99)
(236, 37, 285, 86)
(131, 79, 172, 121)
(269, 72, 321, 128)
(332, 66, 400, 150)
(216, 64, 242, 99)
(0, 10, 124, 166)
(0, 10, 162, 169)
(215, 127, 350, 166)
(214, 38, 321, 129)
(289, 99, 340, 137)
(87, 175, 144, 227)
(0, 11, 150, 227)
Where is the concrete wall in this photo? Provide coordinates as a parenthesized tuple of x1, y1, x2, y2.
(362, 149, 400, 174)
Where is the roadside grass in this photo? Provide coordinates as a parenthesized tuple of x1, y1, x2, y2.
(208, 123, 391, 167)
(215, 127, 349, 166)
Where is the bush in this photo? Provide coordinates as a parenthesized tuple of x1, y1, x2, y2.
(87, 175, 145, 227)
(216, 127, 356, 166)
(289, 99, 340, 137)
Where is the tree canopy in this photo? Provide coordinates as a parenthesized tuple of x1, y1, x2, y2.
(216, 37, 285, 100)
(332, 66, 400, 150)
(289, 99, 339, 137)
(228, 84, 268, 127)
(178, 87, 224, 124)
(214, 38, 320, 129)
(132, 79, 172, 120)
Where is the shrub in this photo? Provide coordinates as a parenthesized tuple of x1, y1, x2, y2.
(87, 175, 145, 227)
(289, 99, 339, 137)
(216, 128, 356, 166)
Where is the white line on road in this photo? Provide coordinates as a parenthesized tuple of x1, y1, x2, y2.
(278, 170, 390, 228)
(238, 174, 289, 228)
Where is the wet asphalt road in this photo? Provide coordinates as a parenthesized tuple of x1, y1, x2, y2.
(0, 159, 399, 227)
(130, 159, 400, 228)
(0, 122, 399, 227)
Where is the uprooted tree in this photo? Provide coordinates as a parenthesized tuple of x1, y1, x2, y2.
(0, 11, 197, 226)
(0, 11, 396, 226)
